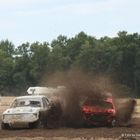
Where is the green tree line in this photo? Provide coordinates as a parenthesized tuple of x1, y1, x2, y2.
(0, 31, 140, 97)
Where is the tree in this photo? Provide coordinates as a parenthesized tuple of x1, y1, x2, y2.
(30, 42, 50, 82)
(0, 40, 15, 95)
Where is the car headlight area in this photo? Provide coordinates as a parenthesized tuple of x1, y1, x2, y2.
(2, 113, 39, 123)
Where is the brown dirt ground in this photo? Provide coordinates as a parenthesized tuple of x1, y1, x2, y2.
(0, 125, 140, 139)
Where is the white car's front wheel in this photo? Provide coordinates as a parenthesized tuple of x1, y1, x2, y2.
(36, 118, 45, 128)
(29, 115, 46, 129)
(1, 122, 10, 130)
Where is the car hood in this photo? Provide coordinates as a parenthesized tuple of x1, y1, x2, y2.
(3, 107, 40, 115)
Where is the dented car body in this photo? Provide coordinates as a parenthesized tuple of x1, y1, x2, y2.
(82, 98, 116, 127)
(1, 95, 50, 129)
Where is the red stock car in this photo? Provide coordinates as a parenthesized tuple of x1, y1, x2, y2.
(82, 98, 116, 127)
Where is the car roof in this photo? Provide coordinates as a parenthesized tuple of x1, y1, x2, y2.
(14, 95, 46, 100)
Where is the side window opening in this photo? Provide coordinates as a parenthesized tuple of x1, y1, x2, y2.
(45, 98, 50, 105)
(42, 98, 48, 108)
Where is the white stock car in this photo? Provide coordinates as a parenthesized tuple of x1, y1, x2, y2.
(1, 95, 51, 129)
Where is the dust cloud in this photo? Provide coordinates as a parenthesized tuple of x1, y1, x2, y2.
(41, 70, 136, 127)
(115, 99, 136, 126)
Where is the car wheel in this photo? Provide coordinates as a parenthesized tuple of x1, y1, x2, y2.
(82, 120, 91, 128)
(111, 119, 116, 127)
(29, 119, 44, 129)
(1, 122, 10, 130)
(36, 118, 44, 128)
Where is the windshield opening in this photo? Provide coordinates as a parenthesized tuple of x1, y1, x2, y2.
(11, 99, 41, 108)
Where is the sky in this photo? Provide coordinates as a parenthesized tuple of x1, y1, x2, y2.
(0, 0, 140, 46)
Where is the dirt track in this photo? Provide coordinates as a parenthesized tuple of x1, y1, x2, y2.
(0, 114, 140, 139)
(0, 126, 140, 139)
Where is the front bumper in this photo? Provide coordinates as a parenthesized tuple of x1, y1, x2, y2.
(83, 113, 115, 126)
(2, 113, 39, 124)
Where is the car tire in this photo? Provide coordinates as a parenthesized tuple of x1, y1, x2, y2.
(36, 111, 47, 129)
(29, 118, 44, 129)
(1, 122, 10, 130)
(111, 119, 116, 127)
(36, 118, 44, 128)
(82, 120, 91, 128)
